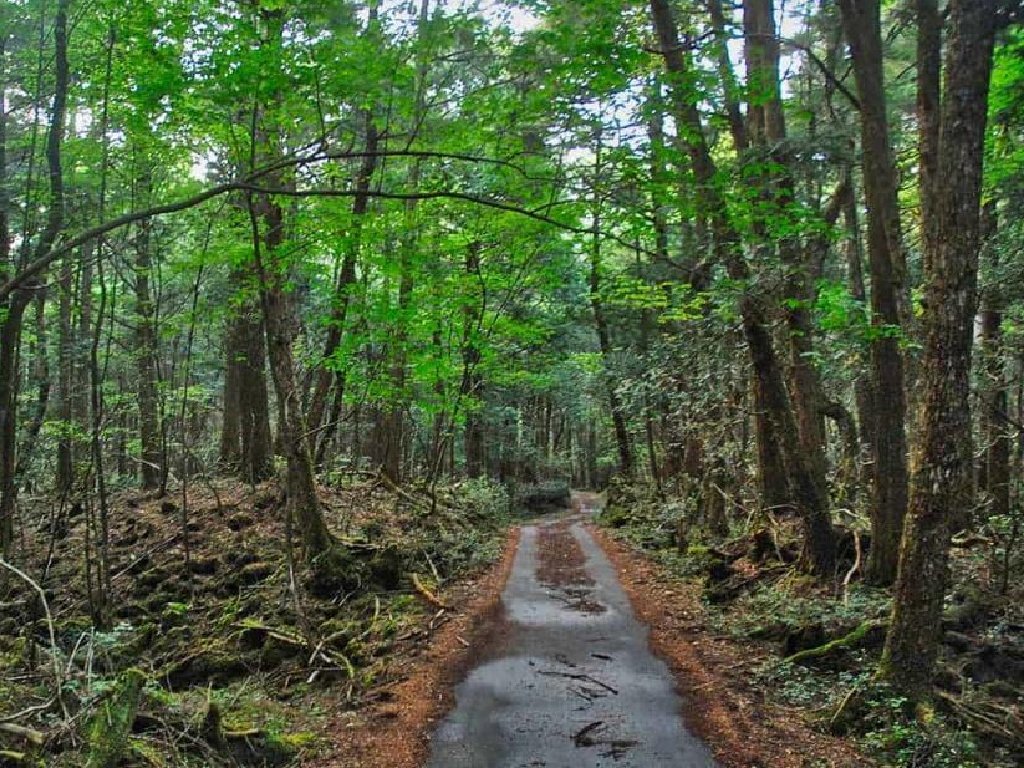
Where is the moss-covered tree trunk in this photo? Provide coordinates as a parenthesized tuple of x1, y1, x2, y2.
(880, 0, 999, 700)
(247, 4, 333, 559)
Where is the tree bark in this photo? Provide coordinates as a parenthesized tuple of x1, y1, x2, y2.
(978, 203, 1009, 521)
(56, 251, 74, 493)
(133, 167, 162, 491)
(247, 6, 332, 559)
(880, 0, 999, 700)
(0, 0, 68, 553)
(837, 0, 908, 586)
(308, 107, 379, 461)
(220, 281, 274, 484)
(651, 0, 835, 573)
(462, 243, 485, 479)
(590, 133, 633, 478)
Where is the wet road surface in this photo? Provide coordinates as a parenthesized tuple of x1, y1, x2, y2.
(425, 505, 718, 767)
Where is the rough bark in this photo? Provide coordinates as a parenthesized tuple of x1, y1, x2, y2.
(133, 170, 162, 491)
(880, 0, 999, 700)
(220, 284, 274, 484)
(651, 0, 835, 574)
(837, 0, 908, 586)
(916, 0, 941, 274)
(248, 6, 332, 560)
(0, 1, 68, 553)
(978, 203, 1009, 521)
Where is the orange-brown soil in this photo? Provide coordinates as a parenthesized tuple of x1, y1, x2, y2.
(306, 527, 521, 768)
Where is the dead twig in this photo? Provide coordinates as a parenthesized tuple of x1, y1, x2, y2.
(842, 529, 862, 604)
(0, 558, 66, 718)
(412, 573, 448, 609)
(573, 720, 604, 747)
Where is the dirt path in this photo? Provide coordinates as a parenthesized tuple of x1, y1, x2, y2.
(425, 498, 717, 767)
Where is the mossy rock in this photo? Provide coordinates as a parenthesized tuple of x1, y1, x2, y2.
(237, 562, 276, 585)
(599, 505, 633, 529)
(367, 545, 403, 590)
(306, 546, 362, 598)
(224, 550, 259, 569)
(220, 731, 296, 768)
(187, 556, 219, 576)
(0, 750, 29, 767)
(320, 618, 359, 644)
(226, 512, 255, 532)
(260, 634, 304, 669)
(165, 648, 248, 689)
(114, 601, 149, 621)
(136, 567, 170, 590)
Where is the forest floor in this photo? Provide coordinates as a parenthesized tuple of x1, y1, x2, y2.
(600, 484, 1024, 768)
(0, 475, 513, 767)
(5, 481, 1020, 767)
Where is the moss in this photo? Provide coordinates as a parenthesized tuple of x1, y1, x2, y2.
(165, 647, 248, 688)
(785, 620, 886, 664)
(598, 504, 633, 529)
(86, 667, 146, 768)
(237, 562, 275, 585)
(306, 545, 361, 598)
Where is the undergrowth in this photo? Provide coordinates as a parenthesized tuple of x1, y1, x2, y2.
(0, 476, 512, 767)
(599, 481, 1023, 768)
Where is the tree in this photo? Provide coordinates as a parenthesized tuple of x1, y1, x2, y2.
(880, 0, 1002, 700)
(650, 0, 836, 573)
(837, 0, 909, 586)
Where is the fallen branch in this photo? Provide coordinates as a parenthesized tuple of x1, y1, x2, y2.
(0, 558, 65, 716)
(0, 722, 45, 746)
(411, 573, 448, 609)
(935, 691, 1022, 747)
(573, 720, 604, 747)
(0, 699, 55, 725)
(785, 620, 886, 664)
(842, 529, 862, 604)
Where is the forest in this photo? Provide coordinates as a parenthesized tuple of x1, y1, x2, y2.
(1, 0, 1023, 766)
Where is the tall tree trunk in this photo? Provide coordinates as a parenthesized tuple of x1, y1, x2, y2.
(844, 173, 872, 507)
(838, 0, 908, 585)
(308, 105, 379, 462)
(56, 252, 74, 493)
(0, 0, 68, 553)
(134, 167, 162, 491)
(880, 0, 999, 699)
(462, 243, 485, 479)
(16, 289, 51, 479)
(978, 203, 1009, 521)
(590, 133, 633, 478)
(651, 0, 835, 573)
(746, 0, 834, 512)
(247, 6, 332, 559)
(220, 276, 274, 484)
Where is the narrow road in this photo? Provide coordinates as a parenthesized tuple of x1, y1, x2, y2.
(426, 501, 717, 767)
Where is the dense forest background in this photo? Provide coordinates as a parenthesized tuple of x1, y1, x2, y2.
(1, 0, 1023, 766)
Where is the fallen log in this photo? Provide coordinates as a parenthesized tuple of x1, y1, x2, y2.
(785, 620, 887, 664)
